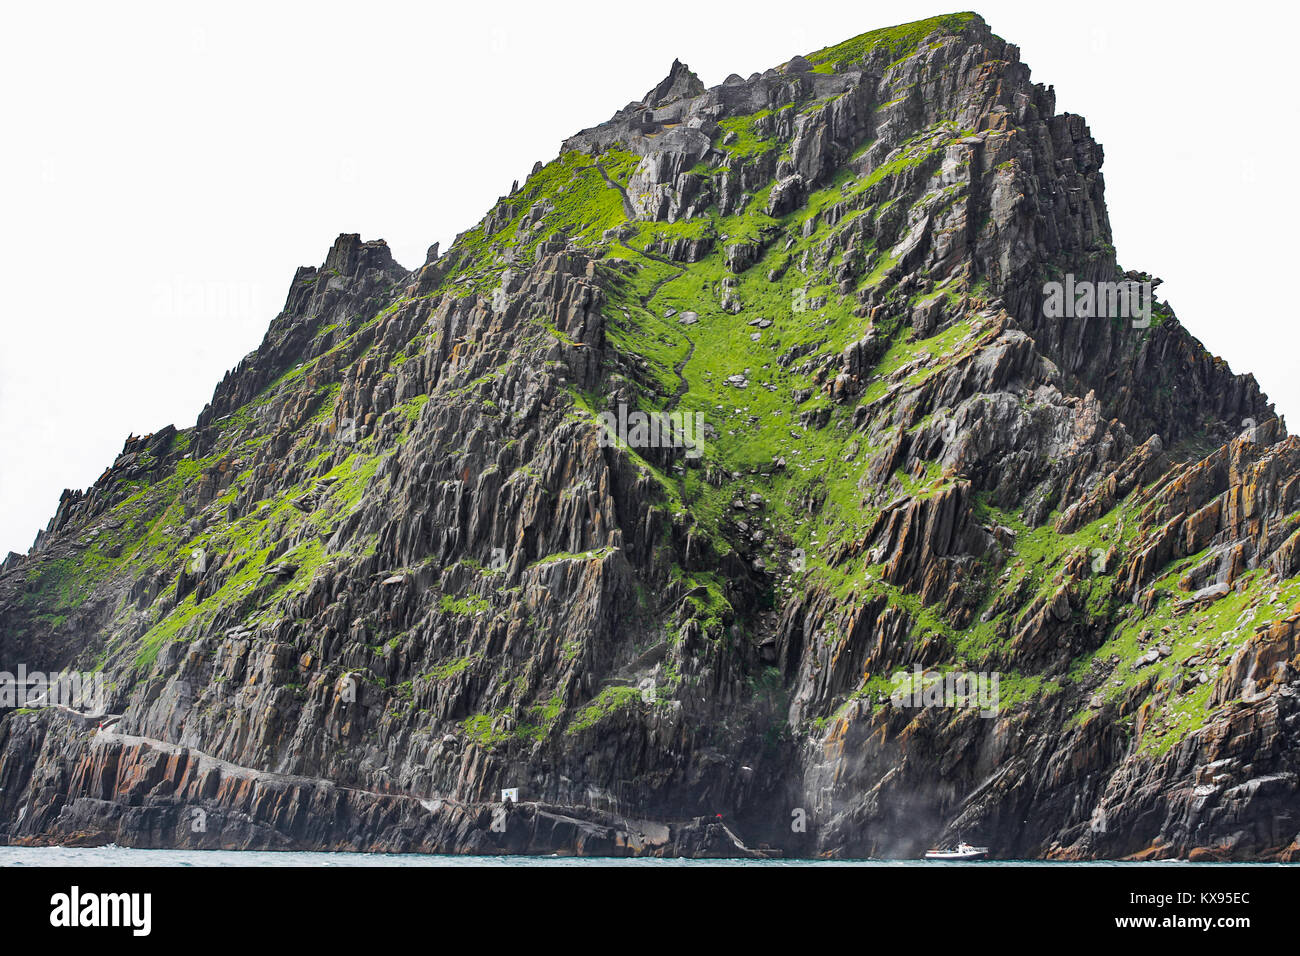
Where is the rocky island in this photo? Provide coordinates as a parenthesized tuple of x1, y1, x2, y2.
(2, 12, 1296, 861)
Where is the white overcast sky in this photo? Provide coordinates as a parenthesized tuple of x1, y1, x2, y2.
(1, 0, 1296, 556)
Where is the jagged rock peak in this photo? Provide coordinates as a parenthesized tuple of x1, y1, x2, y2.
(561, 12, 1005, 161)
(643, 58, 704, 108)
(321, 232, 400, 277)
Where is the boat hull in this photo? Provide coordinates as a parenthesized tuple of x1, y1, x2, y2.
(924, 849, 989, 861)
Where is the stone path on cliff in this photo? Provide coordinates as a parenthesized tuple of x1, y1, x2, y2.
(70, 708, 469, 810)
(591, 160, 636, 220)
(667, 339, 696, 412)
(34, 705, 764, 854)
(623, 242, 695, 411)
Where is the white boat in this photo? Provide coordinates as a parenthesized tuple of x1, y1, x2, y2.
(924, 841, 988, 861)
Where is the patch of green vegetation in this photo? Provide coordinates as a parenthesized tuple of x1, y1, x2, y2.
(446, 146, 640, 282)
(527, 547, 614, 567)
(422, 655, 479, 681)
(716, 110, 781, 163)
(460, 713, 504, 746)
(1081, 568, 1300, 754)
(438, 593, 491, 617)
(395, 393, 430, 424)
(806, 13, 980, 73)
(567, 685, 641, 734)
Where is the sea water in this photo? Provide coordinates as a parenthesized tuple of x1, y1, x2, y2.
(0, 846, 1272, 867)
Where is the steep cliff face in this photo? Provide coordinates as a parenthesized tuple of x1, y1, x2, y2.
(2, 12, 1297, 860)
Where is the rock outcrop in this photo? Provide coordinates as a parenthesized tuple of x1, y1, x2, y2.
(2, 13, 1297, 861)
